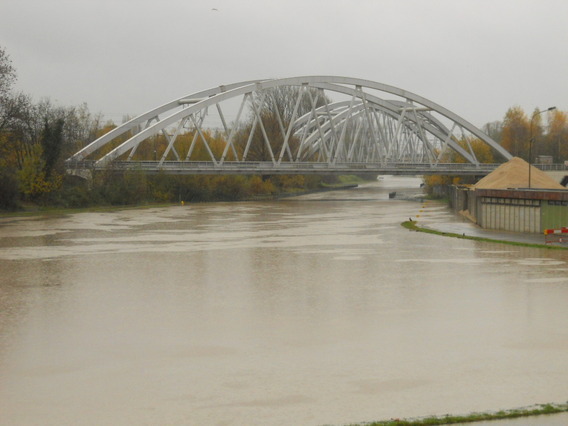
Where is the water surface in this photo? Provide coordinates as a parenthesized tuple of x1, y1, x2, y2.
(1, 177, 567, 425)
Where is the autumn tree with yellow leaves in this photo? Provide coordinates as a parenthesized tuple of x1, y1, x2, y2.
(500, 106, 530, 159)
(498, 106, 568, 163)
(543, 109, 568, 162)
(423, 135, 498, 194)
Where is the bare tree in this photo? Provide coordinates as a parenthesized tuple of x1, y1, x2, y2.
(0, 46, 33, 135)
(236, 86, 332, 161)
(0, 46, 15, 101)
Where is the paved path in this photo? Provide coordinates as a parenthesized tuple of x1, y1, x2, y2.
(413, 201, 565, 247)
(421, 221, 548, 245)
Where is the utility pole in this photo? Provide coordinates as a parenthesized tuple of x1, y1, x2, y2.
(528, 106, 556, 188)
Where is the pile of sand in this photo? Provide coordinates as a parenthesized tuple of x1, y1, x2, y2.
(473, 157, 566, 190)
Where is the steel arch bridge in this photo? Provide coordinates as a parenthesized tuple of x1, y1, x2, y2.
(65, 76, 512, 176)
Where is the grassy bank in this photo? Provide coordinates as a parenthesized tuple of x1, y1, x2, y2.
(351, 402, 568, 425)
(401, 220, 568, 250)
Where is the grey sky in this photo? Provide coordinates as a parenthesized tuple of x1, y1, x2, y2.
(1, 0, 567, 128)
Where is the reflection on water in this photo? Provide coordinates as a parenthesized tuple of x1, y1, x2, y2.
(1, 177, 567, 426)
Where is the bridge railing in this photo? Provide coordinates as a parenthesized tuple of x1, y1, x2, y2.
(535, 163, 568, 171)
(65, 159, 510, 176)
(65, 155, 568, 175)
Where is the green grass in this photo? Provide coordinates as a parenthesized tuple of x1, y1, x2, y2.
(321, 174, 376, 188)
(350, 402, 568, 425)
(401, 220, 568, 250)
(337, 175, 368, 185)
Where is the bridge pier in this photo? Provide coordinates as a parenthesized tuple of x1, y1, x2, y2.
(66, 168, 93, 182)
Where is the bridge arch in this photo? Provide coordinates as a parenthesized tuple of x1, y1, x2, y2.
(67, 76, 511, 173)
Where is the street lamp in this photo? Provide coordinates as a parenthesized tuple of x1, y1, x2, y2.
(528, 106, 556, 188)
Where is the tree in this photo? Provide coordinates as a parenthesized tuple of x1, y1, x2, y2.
(544, 109, 568, 162)
(483, 121, 502, 144)
(257, 86, 328, 123)
(0, 46, 33, 136)
(500, 106, 530, 159)
(63, 103, 103, 153)
(424, 135, 497, 191)
(41, 118, 64, 178)
(18, 144, 62, 201)
(0, 132, 19, 209)
(0, 46, 16, 103)
(236, 86, 332, 161)
(451, 138, 496, 164)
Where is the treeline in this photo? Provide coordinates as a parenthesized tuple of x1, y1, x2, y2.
(423, 106, 568, 193)
(0, 46, 335, 210)
(2, 44, 567, 209)
(0, 44, 112, 209)
(63, 171, 326, 208)
(485, 106, 568, 163)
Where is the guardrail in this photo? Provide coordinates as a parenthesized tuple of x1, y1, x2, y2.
(544, 227, 568, 245)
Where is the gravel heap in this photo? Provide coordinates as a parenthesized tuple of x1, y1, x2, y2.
(473, 157, 566, 190)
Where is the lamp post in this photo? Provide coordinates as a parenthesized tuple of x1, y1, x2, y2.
(528, 106, 556, 188)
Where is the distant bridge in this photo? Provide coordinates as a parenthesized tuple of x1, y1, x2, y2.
(66, 76, 512, 176)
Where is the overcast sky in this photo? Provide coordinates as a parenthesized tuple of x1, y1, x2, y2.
(2, 0, 567, 128)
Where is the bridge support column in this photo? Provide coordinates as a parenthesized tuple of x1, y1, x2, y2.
(66, 168, 93, 183)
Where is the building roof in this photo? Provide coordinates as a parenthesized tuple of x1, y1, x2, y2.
(473, 157, 566, 190)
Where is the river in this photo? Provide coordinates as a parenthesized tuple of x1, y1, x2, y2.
(1, 176, 567, 426)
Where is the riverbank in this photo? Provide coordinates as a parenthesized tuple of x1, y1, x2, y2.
(0, 202, 177, 218)
(0, 182, 361, 218)
(401, 220, 568, 250)
(355, 402, 568, 426)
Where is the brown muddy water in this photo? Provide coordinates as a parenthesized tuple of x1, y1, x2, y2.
(0, 176, 567, 426)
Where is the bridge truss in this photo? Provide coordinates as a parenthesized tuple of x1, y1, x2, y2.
(66, 76, 512, 175)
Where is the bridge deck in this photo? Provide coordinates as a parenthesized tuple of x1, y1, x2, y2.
(65, 161, 507, 176)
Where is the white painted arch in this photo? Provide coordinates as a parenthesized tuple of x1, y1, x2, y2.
(68, 76, 512, 167)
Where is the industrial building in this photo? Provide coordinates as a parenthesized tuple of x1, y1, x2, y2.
(450, 157, 568, 234)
